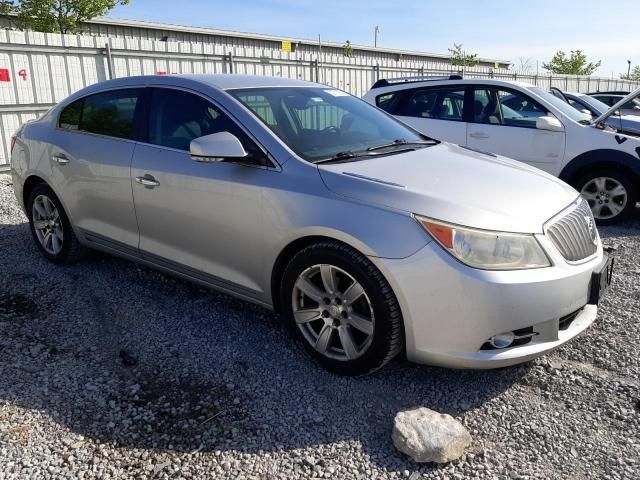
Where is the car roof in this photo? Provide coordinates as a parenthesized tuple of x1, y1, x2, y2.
(63, 74, 323, 103)
(180, 74, 319, 90)
(365, 78, 536, 96)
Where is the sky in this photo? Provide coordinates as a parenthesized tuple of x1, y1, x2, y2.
(108, 0, 640, 77)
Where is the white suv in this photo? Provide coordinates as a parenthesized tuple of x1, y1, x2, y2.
(363, 77, 640, 224)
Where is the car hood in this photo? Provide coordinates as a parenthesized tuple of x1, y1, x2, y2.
(593, 87, 640, 125)
(317, 143, 579, 234)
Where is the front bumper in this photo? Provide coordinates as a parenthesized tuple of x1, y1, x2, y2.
(371, 234, 604, 369)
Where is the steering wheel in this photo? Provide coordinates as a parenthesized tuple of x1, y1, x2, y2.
(322, 126, 341, 134)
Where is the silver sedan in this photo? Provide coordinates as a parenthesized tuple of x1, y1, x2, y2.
(10, 75, 612, 375)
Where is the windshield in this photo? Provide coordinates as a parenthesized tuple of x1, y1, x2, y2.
(628, 97, 640, 108)
(229, 87, 430, 162)
(575, 95, 608, 115)
(529, 87, 592, 124)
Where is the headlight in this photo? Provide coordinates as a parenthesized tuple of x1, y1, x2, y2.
(415, 215, 551, 270)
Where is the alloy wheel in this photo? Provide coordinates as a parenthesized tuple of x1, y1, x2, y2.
(580, 176, 628, 220)
(292, 264, 375, 361)
(32, 194, 64, 255)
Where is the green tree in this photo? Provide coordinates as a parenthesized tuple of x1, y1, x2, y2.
(621, 66, 640, 81)
(448, 43, 478, 68)
(2, 0, 129, 34)
(542, 50, 601, 75)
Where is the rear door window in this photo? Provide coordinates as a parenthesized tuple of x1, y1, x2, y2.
(398, 87, 465, 121)
(79, 89, 141, 139)
(375, 91, 404, 114)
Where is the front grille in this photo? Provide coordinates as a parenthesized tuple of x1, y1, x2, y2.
(547, 198, 598, 262)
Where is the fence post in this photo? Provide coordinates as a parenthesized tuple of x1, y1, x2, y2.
(104, 42, 114, 80)
(224, 52, 234, 74)
(565, 76, 568, 90)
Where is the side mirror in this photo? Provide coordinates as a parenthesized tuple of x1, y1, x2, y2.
(536, 116, 564, 132)
(190, 132, 248, 162)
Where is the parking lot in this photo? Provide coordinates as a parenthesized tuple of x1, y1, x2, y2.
(0, 174, 638, 479)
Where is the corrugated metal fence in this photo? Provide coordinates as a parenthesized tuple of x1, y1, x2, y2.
(0, 28, 638, 171)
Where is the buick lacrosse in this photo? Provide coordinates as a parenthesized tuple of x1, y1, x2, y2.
(11, 75, 613, 375)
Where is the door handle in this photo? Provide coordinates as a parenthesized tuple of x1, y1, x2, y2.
(469, 132, 489, 139)
(52, 154, 70, 165)
(135, 175, 160, 188)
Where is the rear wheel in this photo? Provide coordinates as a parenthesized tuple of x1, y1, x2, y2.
(27, 184, 88, 263)
(280, 241, 404, 375)
(573, 169, 637, 225)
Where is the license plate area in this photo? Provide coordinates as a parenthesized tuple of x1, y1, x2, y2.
(588, 253, 614, 305)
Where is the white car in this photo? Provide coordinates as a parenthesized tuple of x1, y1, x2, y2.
(363, 77, 640, 224)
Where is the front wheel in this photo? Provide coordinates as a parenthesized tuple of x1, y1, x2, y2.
(573, 170, 637, 225)
(280, 241, 404, 375)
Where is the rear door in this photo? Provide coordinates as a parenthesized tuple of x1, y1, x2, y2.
(466, 86, 565, 172)
(376, 85, 467, 144)
(47, 88, 142, 249)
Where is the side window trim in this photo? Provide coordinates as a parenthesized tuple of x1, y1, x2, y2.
(144, 85, 276, 168)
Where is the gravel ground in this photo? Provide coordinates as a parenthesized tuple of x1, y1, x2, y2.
(0, 174, 638, 480)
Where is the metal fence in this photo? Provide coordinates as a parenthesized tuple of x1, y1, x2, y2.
(0, 28, 638, 171)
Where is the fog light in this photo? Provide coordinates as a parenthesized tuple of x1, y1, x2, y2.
(489, 332, 515, 349)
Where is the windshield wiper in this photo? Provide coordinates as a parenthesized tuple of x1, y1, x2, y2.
(313, 150, 380, 165)
(366, 138, 435, 152)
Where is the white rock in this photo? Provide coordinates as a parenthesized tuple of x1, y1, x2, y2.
(392, 407, 471, 463)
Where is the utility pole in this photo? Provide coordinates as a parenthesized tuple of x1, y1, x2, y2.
(374, 26, 379, 48)
(627, 60, 632, 78)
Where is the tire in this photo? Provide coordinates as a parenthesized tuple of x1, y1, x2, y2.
(27, 184, 88, 264)
(280, 241, 404, 375)
(572, 168, 638, 225)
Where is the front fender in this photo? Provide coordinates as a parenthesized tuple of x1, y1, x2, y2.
(560, 148, 640, 182)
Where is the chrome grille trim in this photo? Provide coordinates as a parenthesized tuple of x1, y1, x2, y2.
(546, 198, 598, 262)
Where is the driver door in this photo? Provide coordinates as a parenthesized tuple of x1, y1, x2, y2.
(130, 87, 272, 296)
(466, 87, 565, 173)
